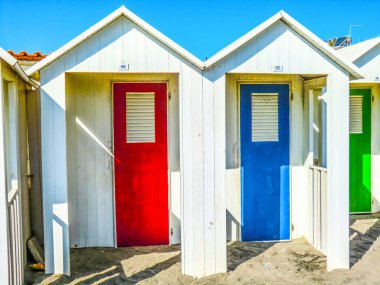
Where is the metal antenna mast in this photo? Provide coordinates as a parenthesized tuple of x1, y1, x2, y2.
(349, 24, 364, 38)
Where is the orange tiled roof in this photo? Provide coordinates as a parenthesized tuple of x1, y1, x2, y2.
(7, 50, 47, 61)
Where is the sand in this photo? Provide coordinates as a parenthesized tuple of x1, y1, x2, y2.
(26, 213, 380, 285)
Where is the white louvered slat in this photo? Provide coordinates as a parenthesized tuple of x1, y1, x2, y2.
(126, 92, 155, 142)
(251, 93, 279, 142)
(349, 96, 363, 134)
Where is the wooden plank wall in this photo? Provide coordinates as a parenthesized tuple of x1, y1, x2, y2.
(65, 73, 180, 248)
(351, 43, 380, 212)
(0, 59, 33, 283)
(26, 88, 44, 245)
(39, 14, 226, 277)
(370, 84, 380, 212)
(0, 60, 10, 285)
(210, 19, 350, 271)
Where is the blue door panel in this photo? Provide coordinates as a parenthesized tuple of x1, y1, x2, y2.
(240, 84, 290, 241)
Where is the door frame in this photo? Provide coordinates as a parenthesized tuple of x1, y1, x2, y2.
(111, 81, 171, 247)
(237, 81, 292, 242)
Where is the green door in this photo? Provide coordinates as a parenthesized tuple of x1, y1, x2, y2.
(349, 89, 371, 213)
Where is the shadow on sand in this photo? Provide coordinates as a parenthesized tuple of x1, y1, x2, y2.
(227, 241, 275, 272)
(349, 213, 380, 267)
(25, 245, 181, 285)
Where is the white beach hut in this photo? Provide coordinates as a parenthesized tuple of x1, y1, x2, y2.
(26, 6, 222, 278)
(201, 10, 363, 273)
(337, 37, 380, 214)
(0, 48, 40, 285)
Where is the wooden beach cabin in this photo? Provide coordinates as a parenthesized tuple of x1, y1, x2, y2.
(26, 6, 222, 278)
(202, 10, 363, 272)
(0, 48, 40, 285)
(337, 37, 380, 213)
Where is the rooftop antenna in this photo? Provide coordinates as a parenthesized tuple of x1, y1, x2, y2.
(349, 24, 364, 38)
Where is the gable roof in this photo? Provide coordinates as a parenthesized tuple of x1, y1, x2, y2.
(27, 6, 363, 79)
(27, 6, 205, 75)
(336, 37, 380, 62)
(0, 47, 39, 88)
(204, 11, 363, 78)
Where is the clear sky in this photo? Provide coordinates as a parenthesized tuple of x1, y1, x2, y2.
(1, 0, 379, 59)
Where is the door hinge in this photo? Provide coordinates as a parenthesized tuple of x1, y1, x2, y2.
(372, 95, 375, 102)
(291, 93, 294, 101)
(168, 92, 171, 101)
(170, 228, 173, 236)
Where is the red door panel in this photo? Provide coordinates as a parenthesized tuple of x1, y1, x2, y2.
(113, 83, 168, 247)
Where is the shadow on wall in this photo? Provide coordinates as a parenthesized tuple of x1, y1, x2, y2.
(170, 213, 181, 244)
(373, 194, 380, 212)
(226, 209, 241, 241)
(349, 213, 380, 267)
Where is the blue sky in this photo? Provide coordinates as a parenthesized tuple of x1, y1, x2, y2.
(1, 0, 379, 59)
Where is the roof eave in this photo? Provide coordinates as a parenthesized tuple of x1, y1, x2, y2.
(280, 11, 363, 79)
(350, 39, 380, 62)
(0, 48, 39, 88)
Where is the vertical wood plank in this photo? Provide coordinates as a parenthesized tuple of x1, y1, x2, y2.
(0, 64, 11, 285)
(66, 74, 79, 247)
(372, 84, 380, 212)
(99, 17, 123, 72)
(191, 69, 205, 277)
(202, 69, 216, 275)
(213, 64, 227, 272)
(85, 73, 97, 247)
(40, 67, 55, 273)
(180, 67, 194, 275)
(103, 75, 114, 247)
(326, 72, 349, 271)
(75, 73, 88, 247)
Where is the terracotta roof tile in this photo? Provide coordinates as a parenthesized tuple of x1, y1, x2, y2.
(7, 50, 47, 61)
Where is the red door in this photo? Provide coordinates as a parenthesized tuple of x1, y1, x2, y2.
(113, 83, 169, 247)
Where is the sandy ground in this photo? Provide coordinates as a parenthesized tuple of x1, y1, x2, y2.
(26, 213, 380, 285)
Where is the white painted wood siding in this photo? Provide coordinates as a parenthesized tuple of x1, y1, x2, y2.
(66, 73, 180, 248)
(62, 16, 184, 73)
(0, 59, 33, 284)
(210, 18, 350, 271)
(221, 21, 348, 75)
(371, 84, 380, 212)
(39, 14, 208, 276)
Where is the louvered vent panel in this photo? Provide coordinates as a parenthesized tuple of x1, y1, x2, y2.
(349, 96, 363, 134)
(251, 93, 279, 142)
(126, 92, 155, 142)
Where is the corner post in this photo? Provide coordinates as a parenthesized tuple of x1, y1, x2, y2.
(372, 84, 380, 212)
(40, 66, 70, 275)
(326, 73, 350, 271)
(0, 62, 11, 285)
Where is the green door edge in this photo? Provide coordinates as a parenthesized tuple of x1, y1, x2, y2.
(350, 88, 371, 213)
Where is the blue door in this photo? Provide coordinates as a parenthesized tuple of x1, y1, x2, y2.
(240, 84, 290, 241)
